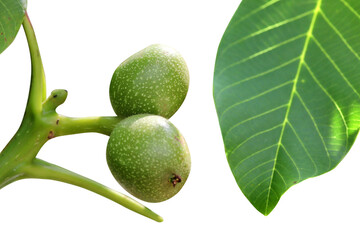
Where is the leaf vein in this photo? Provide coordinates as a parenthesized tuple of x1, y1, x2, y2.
(320, 10, 360, 61)
(339, 0, 360, 20)
(311, 36, 360, 99)
(303, 61, 349, 152)
(236, 159, 274, 183)
(287, 120, 318, 175)
(280, 144, 302, 181)
(253, 187, 274, 205)
(295, 92, 332, 169)
(221, 10, 314, 55)
(215, 57, 299, 98)
(229, 124, 283, 158)
(220, 80, 294, 120)
(244, 175, 272, 196)
(274, 169, 288, 188)
(224, 104, 288, 139)
(215, 34, 306, 87)
(227, 0, 281, 33)
(232, 144, 278, 171)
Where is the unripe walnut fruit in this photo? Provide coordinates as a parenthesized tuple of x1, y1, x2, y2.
(109, 44, 189, 119)
(106, 114, 191, 202)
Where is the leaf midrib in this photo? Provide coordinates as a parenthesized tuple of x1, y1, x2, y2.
(264, 0, 323, 215)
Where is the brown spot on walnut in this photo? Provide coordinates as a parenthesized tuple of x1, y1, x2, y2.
(48, 131, 55, 139)
(56, 119, 60, 125)
(170, 174, 181, 187)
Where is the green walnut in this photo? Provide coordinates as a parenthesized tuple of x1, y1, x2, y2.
(109, 44, 189, 119)
(106, 114, 191, 202)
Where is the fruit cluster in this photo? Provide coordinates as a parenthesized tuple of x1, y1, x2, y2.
(107, 44, 191, 202)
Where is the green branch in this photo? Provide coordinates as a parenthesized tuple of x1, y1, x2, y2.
(55, 115, 124, 136)
(22, 158, 163, 222)
(22, 12, 46, 116)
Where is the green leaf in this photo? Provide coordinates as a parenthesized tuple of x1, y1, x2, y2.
(214, 0, 360, 215)
(0, 0, 27, 54)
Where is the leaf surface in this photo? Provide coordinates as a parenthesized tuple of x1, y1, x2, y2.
(214, 0, 360, 215)
(0, 0, 27, 54)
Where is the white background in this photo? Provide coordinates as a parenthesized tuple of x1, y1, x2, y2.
(0, 1, 359, 239)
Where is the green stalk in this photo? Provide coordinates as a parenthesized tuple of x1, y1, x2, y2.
(0, 117, 49, 188)
(56, 116, 124, 136)
(0, 12, 50, 187)
(22, 12, 46, 115)
(23, 158, 163, 222)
